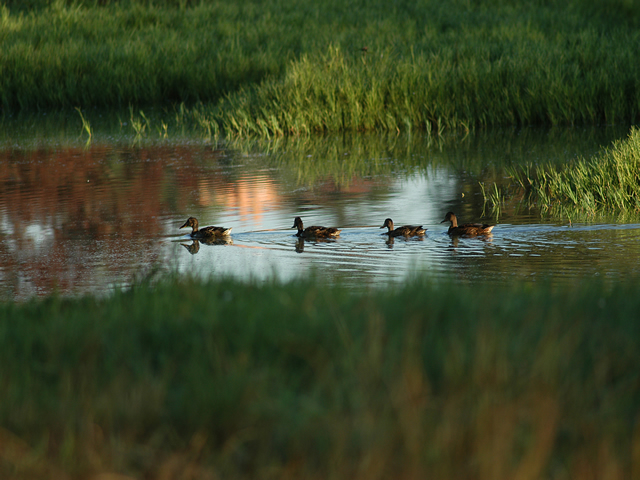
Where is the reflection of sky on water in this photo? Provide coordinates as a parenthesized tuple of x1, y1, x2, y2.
(189, 167, 458, 233)
(169, 164, 640, 288)
(372, 167, 459, 225)
(1, 128, 639, 300)
(24, 223, 55, 252)
(171, 217, 640, 289)
(172, 169, 462, 286)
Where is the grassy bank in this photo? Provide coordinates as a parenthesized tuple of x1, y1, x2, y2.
(1, 275, 640, 478)
(1, 0, 640, 134)
(487, 126, 640, 219)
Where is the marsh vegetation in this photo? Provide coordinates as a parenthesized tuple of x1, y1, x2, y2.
(485, 127, 640, 220)
(1, 126, 639, 479)
(1, 0, 640, 135)
(2, 1, 640, 478)
(2, 276, 640, 479)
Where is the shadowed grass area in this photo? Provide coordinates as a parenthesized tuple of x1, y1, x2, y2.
(1, 0, 640, 134)
(488, 127, 640, 220)
(1, 275, 640, 478)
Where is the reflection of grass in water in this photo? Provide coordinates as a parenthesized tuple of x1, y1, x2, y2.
(0, 109, 630, 218)
(226, 127, 627, 190)
(235, 133, 442, 188)
(491, 127, 640, 221)
(1, 275, 639, 478)
(480, 181, 505, 219)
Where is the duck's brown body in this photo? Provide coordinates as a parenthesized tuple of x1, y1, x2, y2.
(380, 218, 426, 237)
(180, 217, 232, 238)
(441, 212, 494, 236)
(292, 216, 341, 238)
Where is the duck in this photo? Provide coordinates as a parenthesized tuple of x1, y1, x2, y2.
(441, 212, 494, 236)
(292, 216, 341, 238)
(380, 218, 426, 237)
(180, 217, 232, 238)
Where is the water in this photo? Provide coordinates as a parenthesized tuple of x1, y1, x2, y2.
(0, 126, 636, 300)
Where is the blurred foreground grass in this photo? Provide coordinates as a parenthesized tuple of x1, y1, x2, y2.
(1, 275, 639, 479)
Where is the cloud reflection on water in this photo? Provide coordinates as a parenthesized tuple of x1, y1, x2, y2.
(0, 129, 637, 299)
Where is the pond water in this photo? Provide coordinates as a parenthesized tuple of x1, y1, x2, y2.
(1, 124, 638, 300)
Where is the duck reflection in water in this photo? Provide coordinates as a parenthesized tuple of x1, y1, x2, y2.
(294, 236, 338, 253)
(181, 236, 233, 255)
(384, 234, 426, 249)
(182, 240, 201, 255)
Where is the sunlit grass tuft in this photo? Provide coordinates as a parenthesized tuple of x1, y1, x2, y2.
(74, 107, 92, 139)
(492, 127, 640, 219)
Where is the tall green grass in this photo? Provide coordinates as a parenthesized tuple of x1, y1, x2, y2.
(491, 126, 640, 219)
(211, 37, 640, 135)
(1, 275, 639, 478)
(0, 1, 289, 109)
(1, 0, 640, 134)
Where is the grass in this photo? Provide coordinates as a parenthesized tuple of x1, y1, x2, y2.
(2, 3, 639, 475)
(208, 37, 640, 135)
(1, 274, 640, 478)
(1, 0, 640, 135)
(489, 126, 640, 220)
(0, 1, 288, 110)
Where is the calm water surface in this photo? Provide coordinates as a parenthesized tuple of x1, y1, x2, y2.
(1, 126, 637, 300)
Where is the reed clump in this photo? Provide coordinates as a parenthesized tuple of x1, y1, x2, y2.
(1, 275, 639, 478)
(498, 126, 640, 219)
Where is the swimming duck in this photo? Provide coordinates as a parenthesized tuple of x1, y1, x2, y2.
(380, 218, 426, 237)
(180, 217, 232, 238)
(292, 216, 341, 238)
(441, 212, 494, 236)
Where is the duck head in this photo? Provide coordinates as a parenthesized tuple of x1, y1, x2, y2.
(292, 217, 304, 230)
(180, 217, 199, 230)
(380, 218, 394, 230)
(441, 212, 457, 225)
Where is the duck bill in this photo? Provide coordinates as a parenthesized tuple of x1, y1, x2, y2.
(180, 221, 189, 229)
